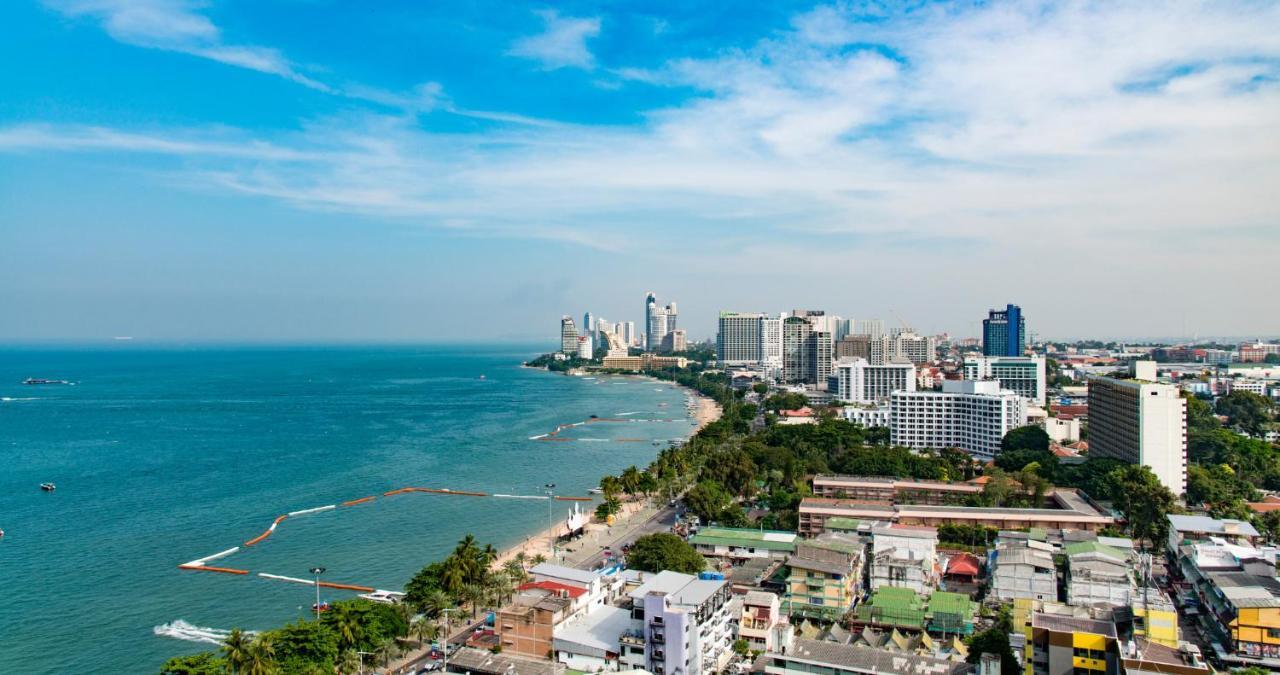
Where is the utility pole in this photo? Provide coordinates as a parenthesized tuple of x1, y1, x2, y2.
(356, 650, 373, 675)
(442, 607, 457, 673)
(309, 567, 326, 621)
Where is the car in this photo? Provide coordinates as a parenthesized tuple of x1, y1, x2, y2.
(418, 662, 442, 672)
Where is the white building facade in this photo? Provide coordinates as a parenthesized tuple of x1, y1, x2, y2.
(1088, 366, 1188, 496)
(833, 358, 916, 404)
(963, 355, 1047, 406)
(889, 380, 1029, 460)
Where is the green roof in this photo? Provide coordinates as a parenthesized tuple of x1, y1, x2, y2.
(857, 587, 926, 628)
(1064, 541, 1126, 560)
(927, 592, 976, 619)
(689, 527, 797, 552)
(826, 517, 862, 532)
(803, 535, 863, 555)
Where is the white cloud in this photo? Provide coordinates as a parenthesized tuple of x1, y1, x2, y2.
(45, 0, 330, 90)
(508, 10, 601, 70)
(8, 1, 1280, 335)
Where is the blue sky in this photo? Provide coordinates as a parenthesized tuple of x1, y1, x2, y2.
(1, 0, 1278, 342)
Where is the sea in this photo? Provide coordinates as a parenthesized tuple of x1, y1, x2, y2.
(0, 345, 696, 673)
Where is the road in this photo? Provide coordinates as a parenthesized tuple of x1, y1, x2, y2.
(572, 501, 681, 570)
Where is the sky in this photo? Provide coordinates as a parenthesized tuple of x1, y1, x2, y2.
(1, 0, 1278, 343)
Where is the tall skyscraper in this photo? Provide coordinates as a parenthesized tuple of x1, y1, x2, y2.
(717, 311, 765, 365)
(782, 316, 811, 383)
(1087, 361, 1187, 496)
(560, 316, 579, 355)
(645, 292, 679, 352)
(983, 304, 1026, 356)
(583, 311, 594, 340)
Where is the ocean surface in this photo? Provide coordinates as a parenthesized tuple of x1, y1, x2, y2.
(0, 345, 696, 673)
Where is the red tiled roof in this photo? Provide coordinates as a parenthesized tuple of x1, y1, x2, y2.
(518, 581, 586, 598)
(779, 407, 815, 417)
(1247, 502, 1280, 514)
(946, 553, 981, 576)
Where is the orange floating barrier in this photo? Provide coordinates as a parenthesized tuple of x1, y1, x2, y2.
(383, 487, 414, 496)
(244, 530, 271, 547)
(179, 564, 250, 575)
(318, 581, 375, 592)
(342, 496, 376, 507)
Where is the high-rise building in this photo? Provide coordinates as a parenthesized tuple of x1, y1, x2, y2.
(892, 332, 937, 365)
(583, 312, 594, 340)
(662, 329, 687, 353)
(833, 358, 916, 404)
(760, 317, 783, 374)
(856, 319, 885, 339)
(621, 321, 636, 347)
(1087, 361, 1187, 496)
(964, 355, 1046, 406)
(983, 304, 1026, 356)
(890, 380, 1028, 460)
(717, 311, 765, 365)
(645, 293, 678, 352)
(782, 317, 812, 383)
(576, 335, 593, 360)
(835, 335, 872, 361)
(810, 330, 833, 385)
(560, 316, 579, 355)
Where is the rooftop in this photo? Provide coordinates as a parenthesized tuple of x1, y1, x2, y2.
(689, 526, 798, 551)
(1168, 515, 1260, 538)
(1207, 572, 1280, 608)
(553, 605, 633, 653)
(777, 638, 974, 675)
(1032, 613, 1117, 637)
(519, 580, 587, 599)
(531, 562, 601, 586)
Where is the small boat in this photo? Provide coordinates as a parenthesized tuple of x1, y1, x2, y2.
(40, 483, 56, 491)
(312, 601, 332, 613)
(587, 487, 604, 495)
(23, 378, 71, 385)
(479, 374, 486, 380)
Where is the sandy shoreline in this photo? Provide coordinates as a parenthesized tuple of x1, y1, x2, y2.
(492, 374, 721, 571)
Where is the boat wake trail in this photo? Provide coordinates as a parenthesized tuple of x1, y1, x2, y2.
(153, 620, 254, 645)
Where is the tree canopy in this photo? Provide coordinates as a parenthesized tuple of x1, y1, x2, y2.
(626, 532, 706, 574)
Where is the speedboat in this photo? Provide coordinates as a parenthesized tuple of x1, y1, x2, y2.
(40, 483, 56, 491)
(587, 487, 604, 494)
(312, 601, 331, 613)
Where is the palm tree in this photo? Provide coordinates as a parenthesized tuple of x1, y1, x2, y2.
(481, 544, 498, 569)
(336, 649, 360, 675)
(222, 627, 251, 674)
(376, 640, 398, 666)
(460, 582, 486, 619)
(620, 465, 642, 496)
(328, 603, 363, 653)
(502, 558, 528, 585)
(487, 570, 516, 606)
(243, 635, 276, 675)
(531, 553, 547, 566)
(411, 617, 440, 646)
(513, 551, 529, 572)
(421, 588, 455, 619)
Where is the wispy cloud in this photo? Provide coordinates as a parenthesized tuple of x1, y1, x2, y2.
(44, 0, 331, 90)
(508, 9, 601, 70)
(9, 1, 1280, 262)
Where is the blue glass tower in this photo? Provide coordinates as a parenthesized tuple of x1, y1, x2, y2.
(983, 304, 1025, 356)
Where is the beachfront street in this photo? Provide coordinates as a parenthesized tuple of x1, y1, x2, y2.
(567, 500, 680, 571)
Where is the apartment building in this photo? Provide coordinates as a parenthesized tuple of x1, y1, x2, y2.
(785, 533, 865, 621)
(833, 358, 916, 404)
(869, 525, 939, 594)
(890, 380, 1028, 460)
(1088, 361, 1188, 495)
(963, 355, 1046, 406)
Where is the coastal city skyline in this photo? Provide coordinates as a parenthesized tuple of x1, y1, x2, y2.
(2, 1, 1279, 342)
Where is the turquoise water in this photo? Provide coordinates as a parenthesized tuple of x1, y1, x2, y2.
(0, 346, 694, 673)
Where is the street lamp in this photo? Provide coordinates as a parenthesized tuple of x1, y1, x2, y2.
(441, 607, 458, 673)
(309, 567, 326, 621)
(545, 482, 557, 559)
(356, 650, 373, 675)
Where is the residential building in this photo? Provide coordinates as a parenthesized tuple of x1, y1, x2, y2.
(1166, 514, 1260, 558)
(892, 332, 937, 366)
(1044, 416, 1080, 443)
(963, 355, 1046, 406)
(798, 489, 1113, 536)
(836, 335, 873, 361)
(584, 311, 595, 340)
(811, 330, 834, 385)
(662, 329, 687, 353)
(761, 317, 783, 375)
(630, 570, 734, 675)
(989, 539, 1056, 602)
(870, 525, 939, 594)
(561, 316, 579, 355)
(1028, 613, 1118, 675)
(1239, 341, 1280, 363)
(889, 380, 1029, 460)
(755, 638, 974, 675)
(601, 354, 688, 372)
(1065, 541, 1132, 607)
(785, 533, 865, 621)
(1120, 638, 1212, 675)
(839, 405, 891, 430)
(855, 319, 886, 339)
(717, 312, 765, 365)
(782, 316, 811, 383)
(688, 527, 797, 564)
(553, 605, 634, 672)
(982, 304, 1026, 356)
(833, 358, 916, 404)
(646, 293, 678, 352)
(739, 591, 786, 653)
(496, 585, 577, 658)
(530, 563, 618, 612)
(577, 335, 593, 360)
(1087, 362, 1188, 496)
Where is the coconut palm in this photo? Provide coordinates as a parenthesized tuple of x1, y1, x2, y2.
(513, 551, 529, 572)
(460, 582, 486, 619)
(481, 543, 498, 568)
(421, 588, 455, 619)
(531, 553, 547, 566)
(242, 635, 276, 675)
(336, 649, 360, 675)
(502, 558, 528, 585)
(411, 616, 440, 646)
(488, 570, 516, 605)
(376, 640, 398, 666)
(328, 603, 364, 653)
(222, 627, 251, 674)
